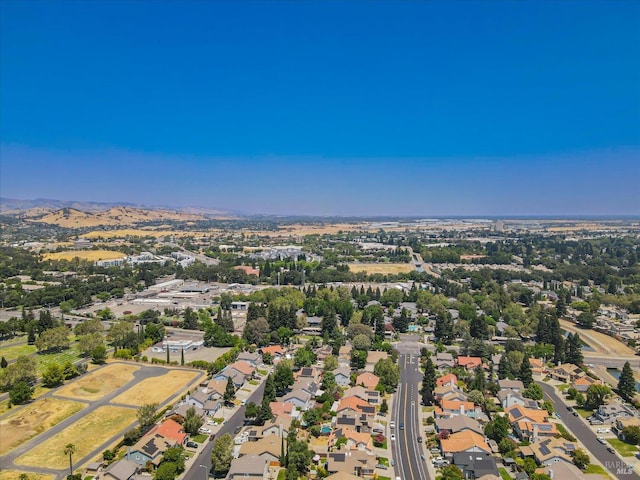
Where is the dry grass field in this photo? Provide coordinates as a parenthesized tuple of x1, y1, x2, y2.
(42, 250, 126, 262)
(82, 228, 203, 239)
(347, 263, 415, 275)
(560, 319, 636, 355)
(15, 406, 137, 470)
(110, 369, 199, 406)
(0, 471, 54, 480)
(54, 363, 140, 401)
(0, 398, 85, 456)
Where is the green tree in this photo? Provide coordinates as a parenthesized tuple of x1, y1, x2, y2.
(223, 377, 236, 405)
(0, 355, 37, 391)
(243, 318, 271, 346)
(107, 321, 134, 349)
(211, 433, 233, 476)
(484, 414, 510, 442)
(137, 403, 158, 429)
(440, 464, 464, 480)
(160, 446, 185, 472)
(35, 326, 70, 352)
(287, 438, 313, 477)
(244, 401, 259, 421)
(571, 448, 590, 470)
(42, 363, 66, 387)
(621, 425, 640, 445)
(585, 384, 611, 409)
(78, 332, 104, 356)
(518, 357, 533, 387)
(617, 361, 636, 402)
(323, 354, 338, 372)
(293, 346, 316, 367)
(435, 314, 455, 345)
(523, 457, 537, 476)
(263, 374, 276, 403)
(154, 461, 177, 480)
(374, 358, 400, 393)
(273, 361, 294, 395)
(350, 350, 367, 370)
(523, 383, 543, 401)
(183, 406, 203, 435)
(256, 396, 274, 426)
(9, 380, 33, 405)
(380, 398, 389, 415)
(64, 443, 76, 476)
(0, 356, 7, 368)
(421, 357, 437, 405)
(91, 344, 107, 364)
(352, 334, 372, 351)
(577, 311, 595, 329)
(182, 307, 199, 330)
(564, 332, 583, 365)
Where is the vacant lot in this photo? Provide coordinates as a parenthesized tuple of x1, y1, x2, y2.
(347, 263, 415, 275)
(0, 471, 54, 480)
(111, 369, 199, 406)
(82, 229, 199, 239)
(0, 397, 85, 456)
(15, 406, 137, 469)
(42, 250, 126, 262)
(55, 363, 139, 401)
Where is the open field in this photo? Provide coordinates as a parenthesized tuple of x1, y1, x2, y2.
(15, 406, 137, 469)
(82, 229, 205, 239)
(347, 263, 415, 275)
(0, 386, 51, 416)
(0, 471, 55, 480)
(42, 250, 126, 262)
(55, 363, 139, 401)
(0, 342, 37, 362)
(110, 369, 199, 406)
(560, 320, 636, 355)
(0, 397, 85, 456)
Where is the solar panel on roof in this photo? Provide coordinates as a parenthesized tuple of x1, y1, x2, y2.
(539, 445, 550, 456)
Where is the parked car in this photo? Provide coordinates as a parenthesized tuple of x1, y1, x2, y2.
(597, 428, 611, 434)
(417, 436, 423, 443)
(597, 437, 607, 445)
(607, 446, 616, 454)
(390, 421, 396, 429)
(199, 427, 212, 434)
(186, 441, 198, 448)
(234, 425, 242, 434)
(390, 434, 396, 441)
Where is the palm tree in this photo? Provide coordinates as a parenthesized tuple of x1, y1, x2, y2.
(64, 443, 76, 476)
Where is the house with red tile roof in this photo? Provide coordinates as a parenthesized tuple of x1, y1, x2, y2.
(436, 373, 458, 388)
(440, 430, 491, 456)
(260, 345, 285, 357)
(456, 356, 483, 370)
(355, 372, 379, 390)
(154, 418, 188, 445)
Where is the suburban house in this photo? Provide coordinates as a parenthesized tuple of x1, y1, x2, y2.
(437, 373, 458, 388)
(435, 416, 484, 436)
(329, 427, 374, 454)
(282, 387, 313, 411)
(333, 366, 353, 387)
(212, 368, 246, 389)
(507, 406, 556, 441)
(457, 356, 483, 370)
(237, 351, 261, 366)
(614, 417, 640, 441)
(355, 372, 380, 390)
(497, 379, 524, 393)
(571, 375, 601, 392)
(325, 451, 376, 477)
(260, 345, 285, 361)
(238, 434, 282, 462)
(550, 363, 583, 383)
(343, 386, 381, 405)
(183, 389, 222, 416)
(452, 452, 500, 480)
(127, 433, 175, 467)
(440, 430, 491, 456)
(154, 418, 188, 445)
(337, 396, 374, 416)
(225, 454, 269, 479)
(436, 399, 482, 419)
(338, 345, 353, 365)
(435, 385, 468, 403)
(101, 459, 138, 480)
(497, 389, 539, 410)
(595, 401, 636, 423)
(269, 401, 299, 421)
(435, 352, 455, 369)
(522, 437, 577, 466)
(365, 351, 388, 372)
(227, 360, 256, 378)
(529, 358, 546, 375)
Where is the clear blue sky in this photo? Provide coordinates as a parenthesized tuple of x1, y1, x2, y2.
(1, 0, 638, 216)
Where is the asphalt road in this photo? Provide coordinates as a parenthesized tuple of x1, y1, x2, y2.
(183, 380, 266, 480)
(539, 381, 639, 480)
(392, 335, 431, 480)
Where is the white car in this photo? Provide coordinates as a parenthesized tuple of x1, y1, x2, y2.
(390, 434, 396, 441)
(597, 437, 607, 445)
(199, 427, 212, 434)
(597, 428, 610, 434)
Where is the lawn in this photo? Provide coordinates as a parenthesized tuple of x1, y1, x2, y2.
(377, 456, 390, 467)
(111, 369, 199, 406)
(34, 348, 83, 376)
(0, 397, 85, 456)
(0, 342, 37, 362)
(575, 407, 593, 418)
(15, 405, 137, 469)
(257, 369, 268, 376)
(607, 438, 639, 457)
(192, 434, 208, 443)
(557, 384, 569, 391)
(585, 464, 611, 477)
(499, 467, 513, 480)
(55, 363, 139, 401)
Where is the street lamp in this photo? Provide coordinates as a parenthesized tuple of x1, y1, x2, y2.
(198, 464, 208, 480)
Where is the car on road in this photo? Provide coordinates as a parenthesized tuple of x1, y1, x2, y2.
(186, 441, 198, 448)
(572, 411, 579, 417)
(597, 437, 607, 445)
(390, 434, 396, 441)
(390, 421, 395, 429)
(399, 423, 404, 430)
(607, 446, 616, 454)
(417, 436, 423, 443)
(234, 425, 242, 434)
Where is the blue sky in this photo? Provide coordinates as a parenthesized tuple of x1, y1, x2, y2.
(1, 1, 638, 216)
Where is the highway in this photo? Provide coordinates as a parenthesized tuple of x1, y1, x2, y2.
(392, 335, 432, 480)
(539, 381, 639, 480)
(183, 381, 266, 480)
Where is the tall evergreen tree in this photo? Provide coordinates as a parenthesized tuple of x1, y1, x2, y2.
(518, 356, 533, 387)
(617, 361, 636, 402)
(435, 314, 455, 345)
(564, 332, 583, 365)
(470, 365, 486, 392)
(470, 316, 489, 340)
(223, 377, 236, 405)
(421, 357, 437, 405)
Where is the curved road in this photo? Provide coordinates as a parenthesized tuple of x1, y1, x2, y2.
(539, 381, 639, 480)
(392, 335, 431, 480)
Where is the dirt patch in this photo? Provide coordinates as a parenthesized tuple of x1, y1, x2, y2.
(347, 263, 415, 275)
(0, 398, 85, 456)
(15, 406, 137, 470)
(110, 369, 199, 406)
(0, 471, 55, 480)
(42, 250, 126, 262)
(55, 364, 139, 401)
